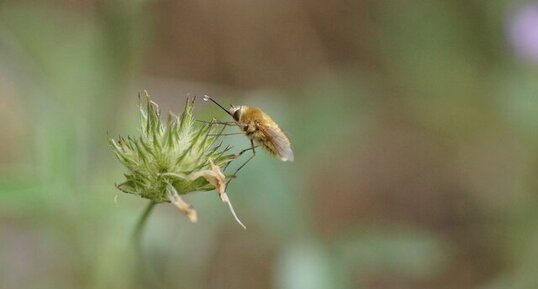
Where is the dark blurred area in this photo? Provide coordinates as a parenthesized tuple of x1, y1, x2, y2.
(2, 0, 538, 288)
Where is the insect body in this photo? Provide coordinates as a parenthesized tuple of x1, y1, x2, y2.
(203, 95, 293, 176)
(230, 105, 294, 162)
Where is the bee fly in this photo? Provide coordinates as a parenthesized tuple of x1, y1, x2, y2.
(203, 95, 294, 175)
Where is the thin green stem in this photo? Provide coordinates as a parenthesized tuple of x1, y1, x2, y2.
(132, 201, 159, 288)
(132, 201, 157, 244)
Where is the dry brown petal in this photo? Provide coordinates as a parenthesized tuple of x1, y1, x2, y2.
(219, 191, 246, 230)
(208, 159, 227, 195)
(167, 184, 197, 223)
(164, 160, 226, 197)
(163, 160, 245, 229)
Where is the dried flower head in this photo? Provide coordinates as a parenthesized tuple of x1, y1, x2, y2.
(109, 91, 245, 228)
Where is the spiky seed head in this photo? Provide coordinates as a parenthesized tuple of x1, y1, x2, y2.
(109, 92, 235, 203)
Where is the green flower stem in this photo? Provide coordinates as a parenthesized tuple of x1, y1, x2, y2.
(132, 201, 157, 244)
(132, 201, 160, 288)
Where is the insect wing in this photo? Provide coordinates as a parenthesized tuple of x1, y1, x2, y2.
(259, 125, 294, 161)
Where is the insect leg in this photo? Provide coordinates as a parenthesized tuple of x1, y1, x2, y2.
(208, 132, 244, 136)
(224, 140, 257, 190)
(223, 143, 259, 171)
(236, 144, 259, 156)
(232, 139, 256, 177)
(195, 119, 237, 125)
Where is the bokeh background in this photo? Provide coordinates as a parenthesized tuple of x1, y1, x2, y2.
(2, 1, 538, 288)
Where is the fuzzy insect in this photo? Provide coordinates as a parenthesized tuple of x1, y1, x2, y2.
(203, 95, 294, 175)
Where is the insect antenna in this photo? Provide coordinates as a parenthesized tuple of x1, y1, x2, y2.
(208, 132, 244, 136)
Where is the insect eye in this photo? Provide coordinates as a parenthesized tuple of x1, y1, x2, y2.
(233, 109, 241, 121)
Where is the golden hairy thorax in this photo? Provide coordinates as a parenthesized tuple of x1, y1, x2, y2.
(240, 107, 276, 127)
(239, 107, 277, 134)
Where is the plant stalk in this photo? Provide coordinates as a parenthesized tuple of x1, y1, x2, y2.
(133, 201, 157, 244)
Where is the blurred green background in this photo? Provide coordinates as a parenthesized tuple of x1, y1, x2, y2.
(2, 1, 538, 288)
